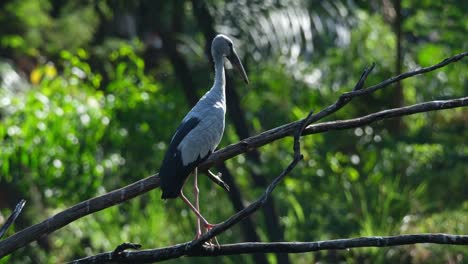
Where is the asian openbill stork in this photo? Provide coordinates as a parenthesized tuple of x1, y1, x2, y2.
(159, 34, 249, 238)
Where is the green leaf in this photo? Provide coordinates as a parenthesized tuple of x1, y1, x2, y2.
(417, 44, 445, 66)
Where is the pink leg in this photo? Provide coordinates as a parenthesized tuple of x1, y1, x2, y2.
(180, 191, 214, 229)
(179, 170, 219, 245)
(194, 167, 202, 238)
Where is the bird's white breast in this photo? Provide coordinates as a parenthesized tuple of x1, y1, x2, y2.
(177, 100, 226, 166)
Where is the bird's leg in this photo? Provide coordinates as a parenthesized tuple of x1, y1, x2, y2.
(180, 188, 219, 246)
(193, 167, 202, 239)
(194, 168, 220, 247)
(205, 169, 222, 232)
(180, 170, 220, 246)
(179, 191, 212, 228)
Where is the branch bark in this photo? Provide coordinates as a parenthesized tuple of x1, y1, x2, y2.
(0, 52, 466, 258)
(69, 233, 468, 263)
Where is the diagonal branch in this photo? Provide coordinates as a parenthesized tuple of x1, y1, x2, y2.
(303, 97, 468, 135)
(69, 233, 468, 262)
(187, 110, 314, 249)
(341, 51, 468, 99)
(0, 176, 160, 257)
(0, 52, 466, 258)
(71, 110, 315, 263)
(202, 53, 467, 169)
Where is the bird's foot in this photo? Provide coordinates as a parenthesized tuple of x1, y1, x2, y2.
(203, 222, 217, 230)
(193, 224, 219, 247)
(204, 238, 220, 248)
(203, 223, 220, 247)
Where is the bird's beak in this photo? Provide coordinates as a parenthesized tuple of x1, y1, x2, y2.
(227, 49, 249, 84)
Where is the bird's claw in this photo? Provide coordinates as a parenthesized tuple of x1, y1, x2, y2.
(192, 223, 220, 247)
(202, 223, 220, 247)
(203, 239, 220, 248)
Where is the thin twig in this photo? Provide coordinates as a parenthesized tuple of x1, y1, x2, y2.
(303, 97, 468, 135)
(342, 51, 468, 99)
(69, 233, 468, 263)
(0, 200, 26, 239)
(205, 170, 230, 191)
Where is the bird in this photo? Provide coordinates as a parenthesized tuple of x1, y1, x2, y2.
(159, 34, 249, 238)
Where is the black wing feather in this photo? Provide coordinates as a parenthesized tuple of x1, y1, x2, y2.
(159, 117, 211, 199)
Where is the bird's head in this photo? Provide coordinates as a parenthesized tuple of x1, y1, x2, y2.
(212, 34, 249, 84)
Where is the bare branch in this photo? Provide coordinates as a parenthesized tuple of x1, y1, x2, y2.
(0, 200, 26, 239)
(0, 52, 466, 258)
(342, 51, 468, 99)
(186, 110, 314, 249)
(1, 98, 466, 258)
(205, 170, 230, 191)
(0, 177, 160, 257)
(202, 52, 467, 169)
(71, 110, 313, 263)
(202, 63, 376, 193)
(69, 233, 468, 263)
(304, 97, 468, 135)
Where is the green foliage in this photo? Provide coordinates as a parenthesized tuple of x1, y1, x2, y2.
(0, 1, 466, 263)
(0, 0, 100, 55)
(0, 56, 109, 203)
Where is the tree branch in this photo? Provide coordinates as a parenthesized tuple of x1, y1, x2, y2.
(0, 52, 466, 258)
(0, 176, 160, 257)
(70, 109, 313, 263)
(69, 233, 468, 263)
(341, 51, 467, 99)
(187, 110, 313, 250)
(0, 98, 466, 259)
(303, 97, 468, 135)
(203, 52, 467, 169)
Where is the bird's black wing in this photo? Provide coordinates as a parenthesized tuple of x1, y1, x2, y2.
(159, 117, 211, 199)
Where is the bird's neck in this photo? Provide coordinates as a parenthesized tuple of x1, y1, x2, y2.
(211, 54, 226, 101)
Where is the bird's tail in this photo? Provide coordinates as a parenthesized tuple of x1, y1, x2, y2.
(159, 158, 193, 200)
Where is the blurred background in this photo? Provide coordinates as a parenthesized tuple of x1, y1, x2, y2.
(0, 0, 467, 263)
